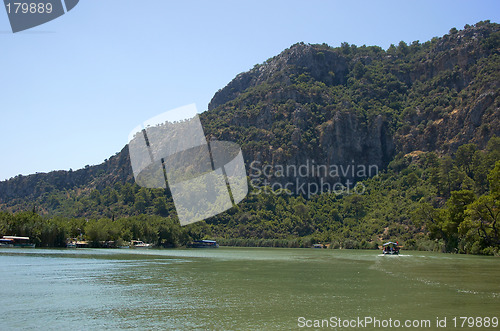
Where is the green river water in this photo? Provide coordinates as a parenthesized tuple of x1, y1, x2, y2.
(0, 248, 498, 330)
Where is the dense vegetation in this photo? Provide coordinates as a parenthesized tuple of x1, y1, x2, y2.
(0, 137, 498, 254)
(0, 22, 499, 254)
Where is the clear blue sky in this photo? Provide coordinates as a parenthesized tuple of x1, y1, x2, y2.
(1, 0, 499, 181)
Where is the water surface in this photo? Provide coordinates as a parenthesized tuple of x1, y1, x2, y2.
(0, 248, 498, 329)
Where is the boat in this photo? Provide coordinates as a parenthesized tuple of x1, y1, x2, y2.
(130, 240, 153, 248)
(187, 240, 219, 248)
(0, 238, 14, 247)
(66, 242, 77, 248)
(75, 241, 89, 248)
(382, 241, 400, 255)
(312, 243, 324, 249)
(1, 236, 36, 248)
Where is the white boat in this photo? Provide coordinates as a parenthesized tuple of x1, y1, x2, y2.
(131, 240, 152, 248)
(1, 236, 35, 248)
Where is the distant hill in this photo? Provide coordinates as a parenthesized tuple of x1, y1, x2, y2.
(0, 21, 499, 219)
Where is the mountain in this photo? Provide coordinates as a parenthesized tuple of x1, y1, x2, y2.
(202, 21, 499, 188)
(205, 21, 498, 150)
(0, 21, 499, 220)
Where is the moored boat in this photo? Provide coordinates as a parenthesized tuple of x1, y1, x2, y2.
(1, 236, 36, 248)
(0, 238, 14, 247)
(75, 241, 89, 248)
(187, 240, 219, 248)
(130, 240, 153, 248)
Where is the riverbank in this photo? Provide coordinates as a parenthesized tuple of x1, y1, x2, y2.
(1, 208, 498, 255)
(4, 238, 496, 257)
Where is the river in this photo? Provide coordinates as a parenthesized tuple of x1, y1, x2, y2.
(0, 248, 499, 329)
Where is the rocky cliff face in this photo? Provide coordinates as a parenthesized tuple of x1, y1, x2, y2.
(318, 112, 393, 171)
(394, 23, 499, 153)
(208, 43, 349, 111)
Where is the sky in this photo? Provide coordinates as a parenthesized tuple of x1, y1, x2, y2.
(1, 0, 499, 181)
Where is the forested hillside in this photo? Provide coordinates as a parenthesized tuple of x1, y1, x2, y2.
(0, 21, 499, 254)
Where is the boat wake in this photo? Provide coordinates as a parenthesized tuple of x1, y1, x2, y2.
(377, 254, 412, 257)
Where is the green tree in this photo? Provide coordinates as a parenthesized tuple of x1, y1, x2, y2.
(455, 144, 477, 178)
(412, 203, 449, 251)
(121, 184, 135, 205)
(134, 194, 147, 213)
(353, 62, 366, 79)
(153, 197, 169, 216)
(488, 160, 500, 196)
(459, 162, 500, 254)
